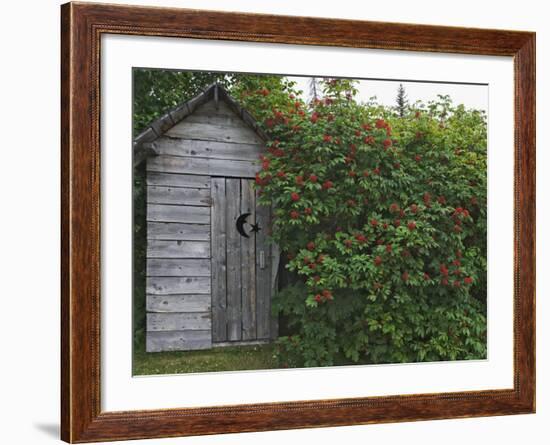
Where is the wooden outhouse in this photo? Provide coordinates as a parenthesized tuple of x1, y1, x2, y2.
(134, 84, 279, 352)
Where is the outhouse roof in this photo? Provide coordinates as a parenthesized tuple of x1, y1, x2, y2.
(133, 83, 267, 166)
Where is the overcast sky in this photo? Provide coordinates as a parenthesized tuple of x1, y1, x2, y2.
(287, 76, 488, 113)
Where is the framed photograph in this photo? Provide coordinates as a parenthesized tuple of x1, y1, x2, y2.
(61, 2, 535, 442)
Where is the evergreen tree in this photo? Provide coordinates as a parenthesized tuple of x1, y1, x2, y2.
(396, 83, 408, 117)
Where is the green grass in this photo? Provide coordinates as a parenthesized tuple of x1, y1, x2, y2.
(133, 343, 278, 376)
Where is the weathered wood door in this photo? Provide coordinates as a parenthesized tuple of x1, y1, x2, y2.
(211, 178, 272, 343)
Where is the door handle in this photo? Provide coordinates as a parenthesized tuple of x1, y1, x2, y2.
(259, 250, 266, 269)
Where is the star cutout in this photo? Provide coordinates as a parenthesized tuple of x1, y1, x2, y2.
(249, 222, 261, 233)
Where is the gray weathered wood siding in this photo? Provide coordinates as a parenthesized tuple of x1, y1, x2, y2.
(145, 95, 276, 353)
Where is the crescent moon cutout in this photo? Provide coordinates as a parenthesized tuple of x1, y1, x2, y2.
(236, 213, 251, 238)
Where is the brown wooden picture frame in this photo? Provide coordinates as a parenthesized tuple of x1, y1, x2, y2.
(61, 2, 535, 442)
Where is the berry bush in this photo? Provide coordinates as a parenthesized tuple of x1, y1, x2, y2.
(236, 77, 488, 367)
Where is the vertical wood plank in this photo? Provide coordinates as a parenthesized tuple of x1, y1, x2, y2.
(240, 180, 257, 340)
(255, 198, 272, 339)
(270, 240, 280, 340)
(211, 177, 227, 342)
(226, 179, 242, 341)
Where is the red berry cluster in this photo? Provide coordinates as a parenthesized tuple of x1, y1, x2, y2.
(375, 118, 392, 137)
(314, 289, 333, 303)
(364, 135, 375, 145)
(423, 192, 432, 207)
(355, 233, 367, 243)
